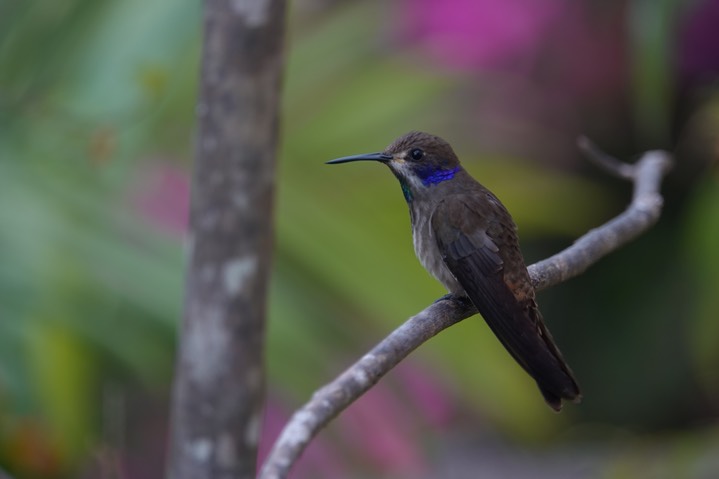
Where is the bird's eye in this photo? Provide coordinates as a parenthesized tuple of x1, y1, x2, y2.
(409, 148, 424, 161)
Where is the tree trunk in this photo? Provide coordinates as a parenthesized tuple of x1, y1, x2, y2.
(166, 1, 286, 478)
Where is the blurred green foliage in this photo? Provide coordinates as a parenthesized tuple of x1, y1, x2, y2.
(1, 0, 719, 477)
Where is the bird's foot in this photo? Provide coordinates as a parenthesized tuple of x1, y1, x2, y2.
(433, 293, 472, 307)
(434, 293, 454, 303)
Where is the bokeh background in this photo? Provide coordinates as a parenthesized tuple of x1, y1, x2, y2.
(2, 0, 719, 477)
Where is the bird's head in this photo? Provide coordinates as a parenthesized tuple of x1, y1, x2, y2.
(327, 131, 462, 202)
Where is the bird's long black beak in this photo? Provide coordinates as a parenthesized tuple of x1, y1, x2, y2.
(326, 152, 393, 164)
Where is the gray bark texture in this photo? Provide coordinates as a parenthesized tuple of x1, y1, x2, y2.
(165, 1, 286, 478)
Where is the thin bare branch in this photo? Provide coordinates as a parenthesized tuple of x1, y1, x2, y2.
(258, 146, 673, 479)
(528, 149, 672, 291)
(577, 136, 634, 180)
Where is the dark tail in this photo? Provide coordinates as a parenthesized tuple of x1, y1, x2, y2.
(530, 308, 581, 411)
(539, 380, 581, 412)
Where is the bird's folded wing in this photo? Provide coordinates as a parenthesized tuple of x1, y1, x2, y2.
(431, 198, 579, 406)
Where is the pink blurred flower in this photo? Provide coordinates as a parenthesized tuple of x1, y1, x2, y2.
(338, 384, 428, 477)
(678, 0, 719, 86)
(397, 0, 627, 100)
(261, 362, 461, 477)
(395, 362, 456, 428)
(130, 161, 189, 235)
(399, 0, 568, 70)
(259, 396, 347, 479)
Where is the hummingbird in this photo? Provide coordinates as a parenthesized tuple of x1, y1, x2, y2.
(327, 131, 581, 411)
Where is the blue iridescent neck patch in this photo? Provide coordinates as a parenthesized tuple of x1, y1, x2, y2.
(418, 166, 460, 186)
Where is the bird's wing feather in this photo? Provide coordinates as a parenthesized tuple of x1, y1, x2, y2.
(431, 197, 580, 409)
